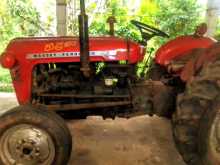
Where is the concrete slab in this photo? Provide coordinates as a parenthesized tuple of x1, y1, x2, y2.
(0, 93, 186, 165)
(0, 92, 18, 115)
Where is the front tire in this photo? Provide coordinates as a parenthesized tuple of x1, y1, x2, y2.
(0, 105, 72, 165)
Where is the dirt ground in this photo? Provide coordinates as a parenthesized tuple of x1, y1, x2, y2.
(0, 93, 186, 165)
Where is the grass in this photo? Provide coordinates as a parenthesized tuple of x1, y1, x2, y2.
(0, 67, 13, 92)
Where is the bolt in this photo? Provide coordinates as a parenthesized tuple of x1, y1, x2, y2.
(35, 152, 40, 156)
(16, 145, 20, 150)
(37, 132, 42, 138)
(27, 156, 32, 160)
(20, 139, 26, 144)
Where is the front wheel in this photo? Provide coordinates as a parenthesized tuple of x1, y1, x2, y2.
(0, 105, 72, 165)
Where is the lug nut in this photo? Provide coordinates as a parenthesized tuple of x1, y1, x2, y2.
(35, 152, 40, 156)
(37, 132, 42, 138)
(12, 161, 17, 165)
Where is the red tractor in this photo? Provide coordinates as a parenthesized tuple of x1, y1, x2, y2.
(0, 0, 220, 164)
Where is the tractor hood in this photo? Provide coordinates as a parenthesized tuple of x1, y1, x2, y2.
(1, 36, 144, 69)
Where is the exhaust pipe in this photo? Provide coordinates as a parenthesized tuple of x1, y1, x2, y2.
(79, 0, 90, 78)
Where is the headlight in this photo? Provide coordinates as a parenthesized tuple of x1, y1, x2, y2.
(0, 53, 16, 69)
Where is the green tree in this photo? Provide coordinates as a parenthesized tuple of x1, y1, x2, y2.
(154, 0, 202, 44)
(0, 0, 41, 52)
(0, 0, 41, 91)
(68, 0, 202, 45)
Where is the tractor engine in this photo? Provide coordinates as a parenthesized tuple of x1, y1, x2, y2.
(32, 62, 133, 108)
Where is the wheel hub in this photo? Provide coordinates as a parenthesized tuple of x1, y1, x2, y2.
(0, 124, 55, 165)
(209, 113, 220, 164)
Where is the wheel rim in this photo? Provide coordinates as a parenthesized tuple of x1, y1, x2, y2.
(208, 112, 220, 164)
(0, 124, 55, 165)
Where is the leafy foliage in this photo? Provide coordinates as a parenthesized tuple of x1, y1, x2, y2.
(0, 68, 13, 92)
(154, 0, 203, 44)
(0, 0, 40, 52)
(214, 19, 220, 40)
(0, 0, 40, 91)
(68, 0, 202, 45)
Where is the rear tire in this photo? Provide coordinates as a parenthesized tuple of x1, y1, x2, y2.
(0, 105, 72, 165)
(199, 100, 220, 165)
(172, 58, 220, 165)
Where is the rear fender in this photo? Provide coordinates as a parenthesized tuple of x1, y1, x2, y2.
(155, 35, 215, 67)
(181, 42, 220, 82)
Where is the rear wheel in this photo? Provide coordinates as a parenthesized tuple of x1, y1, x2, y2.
(172, 58, 220, 164)
(199, 100, 220, 165)
(0, 105, 72, 165)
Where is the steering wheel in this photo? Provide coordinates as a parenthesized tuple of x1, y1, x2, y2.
(131, 20, 169, 45)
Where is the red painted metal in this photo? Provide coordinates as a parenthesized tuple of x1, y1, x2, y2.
(155, 35, 215, 66)
(0, 36, 144, 104)
(0, 52, 16, 69)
